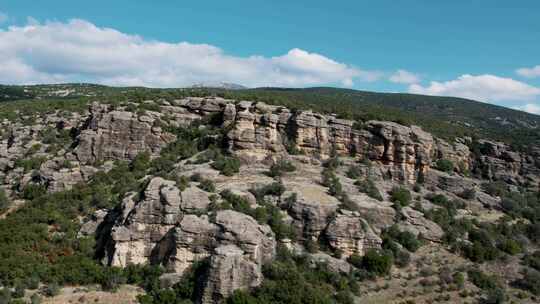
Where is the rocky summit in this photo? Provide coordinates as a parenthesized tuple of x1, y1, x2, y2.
(2, 91, 540, 304)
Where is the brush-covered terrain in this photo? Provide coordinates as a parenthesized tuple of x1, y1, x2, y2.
(0, 85, 540, 304)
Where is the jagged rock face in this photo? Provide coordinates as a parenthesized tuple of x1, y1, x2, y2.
(361, 121, 434, 183)
(201, 245, 263, 304)
(104, 176, 275, 304)
(63, 97, 476, 185)
(324, 210, 382, 258)
(74, 103, 176, 164)
(108, 177, 211, 267)
(188, 99, 438, 183)
(108, 178, 180, 267)
(38, 158, 97, 192)
(286, 186, 340, 240)
(474, 140, 540, 186)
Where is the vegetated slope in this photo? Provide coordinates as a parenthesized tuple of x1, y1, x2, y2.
(1, 95, 540, 303)
(2, 84, 540, 149)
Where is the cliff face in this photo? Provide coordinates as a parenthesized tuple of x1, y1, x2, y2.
(160, 97, 444, 184)
(73, 103, 176, 164)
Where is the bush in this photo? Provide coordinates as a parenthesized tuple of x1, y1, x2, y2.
(520, 268, 540, 295)
(390, 187, 412, 207)
(268, 160, 296, 177)
(21, 183, 47, 200)
(349, 250, 393, 276)
(394, 250, 411, 268)
(435, 159, 454, 173)
(0, 188, 9, 211)
(212, 156, 241, 176)
(467, 269, 498, 290)
(322, 169, 342, 197)
(250, 182, 286, 203)
(346, 165, 362, 179)
(30, 294, 41, 304)
(355, 178, 383, 201)
(44, 282, 60, 297)
(130, 151, 151, 175)
(384, 225, 422, 252)
(0, 288, 11, 304)
(524, 250, 540, 271)
(14, 157, 46, 172)
(198, 179, 216, 193)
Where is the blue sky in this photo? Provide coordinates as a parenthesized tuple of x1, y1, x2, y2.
(1, 1, 539, 113)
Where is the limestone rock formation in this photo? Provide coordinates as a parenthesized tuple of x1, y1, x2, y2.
(200, 245, 263, 304)
(74, 103, 176, 164)
(39, 158, 97, 192)
(324, 209, 382, 258)
(103, 176, 275, 303)
(397, 207, 444, 242)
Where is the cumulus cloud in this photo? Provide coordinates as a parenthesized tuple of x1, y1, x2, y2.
(513, 103, 540, 115)
(0, 18, 380, 88)
(389, 69, 420, 84)
(408, 74, 540, 102)
(517, 65, 540, 78)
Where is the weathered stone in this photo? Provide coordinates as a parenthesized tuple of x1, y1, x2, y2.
(397, 207, 444, 242)
(74, 103, 176, 164)
(324, 209, 382, 258)
(201, 245, 262, 304)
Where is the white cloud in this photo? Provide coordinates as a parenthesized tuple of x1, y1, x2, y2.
(0, 18, 381, 88)
(389, 69, 420, 84)
(0, 12, 8, 24)
(513, 103, 540, 115)
(408, 74, 540, 102)
(516, 65, 540, 78)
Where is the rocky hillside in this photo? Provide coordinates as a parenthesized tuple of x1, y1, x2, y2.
(1, 95, 540, 303)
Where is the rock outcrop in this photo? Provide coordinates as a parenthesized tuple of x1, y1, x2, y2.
(157, 97, 443, 184)
(104, 177, 275, 303)
(74, 103, 176, 164)
(324, 210, 382, 258)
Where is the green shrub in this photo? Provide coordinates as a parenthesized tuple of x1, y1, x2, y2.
(44, 282, 60, 297)
(14, 157, 46, 172)
(390, 187, 412, 207)
(322, 169, 342, 197)
(268, 160, 296, 177)
(435, 159, 454, 173)
(0, 288, 11, 304)
(21, 183, 47, 200)
(349, 250, 393, 276)
(520, 268, 540, 295)
(212, 156, 241, 176)
(198, 179, 216, 193)
(361, 249, 393, 276)
(130, 151, 151, 175)
(524, 250, 540, 271)
(355, 178, 383, 201)
(30, 294, 41, 304)
(467, 269, 498, 290)
(346, 165, 362, 179)
(384, 225, 422, 252)
(0, 189, 9, 211)
(250, 182, 286, 202)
